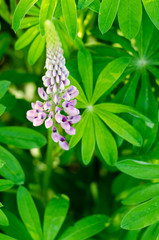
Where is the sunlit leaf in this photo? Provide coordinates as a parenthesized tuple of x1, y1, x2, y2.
(43, 195, 69, 240)
(28, 33, 45, 65)
(93, 114, 117, 166)
(121, 196, 159, 230)
(59, 215, 109, 240)
(142, 0, 159, 30)
(91, 57, 130, 104)
(118, 0, 142, 39)
(116, 159, 159, 180)
(40, 0, 57, 35)
(99, 0, 120, 34)
(82, 113, 95, 165)
(61, 0, 77, 39)
(78, 48, 93, 101)
(12, 0, 38, 31)
(17, 186, 42, 240)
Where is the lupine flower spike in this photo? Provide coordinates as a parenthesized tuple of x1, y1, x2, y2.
(26, 20, 81, 150)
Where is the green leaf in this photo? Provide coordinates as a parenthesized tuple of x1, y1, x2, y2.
(0, 80, 10, 99)
(27, 5, 40, 16)
(0, 209, 32, 240)
(28, 33, 45, 65)
(142, 0, 159, 30)
(0, 126, 47, 149)
(122, 183, 159, 205)
(61, 0, 77, 39)
(12, 0, 38, 31)
(95, 109, 143, 146)
(135, 10, 154, 56)
(116, 159, 159, 180)
(141, 222, 159, 240)
(19, 17, 39, 29)
(82, 113, 95, 165)
(0, 210, 9, 226)
(15, 25, 39, 50)
(69, 75, 88, 105)
(118, 0, 142, 39)
(43, 195, 69, 240)
(98, 0, 120, 34)
(78, 0, 94, 9)
(69, 111, 89, 148)
(121, 196, 159, 230)
(17, 186, 42, 240)
(88, 0, 100, 12)
(0, 179, 14, 191)
(59, 215, 109, 240)
(78, 48, 93, 101)
(0, 233, 16, 240)
(0, 104, 6, 116)
(134, 70, 158, 151)
(0, 146, 25, 184)
(91, 57, 130, 104)
(93, 114, 117, 166)
(0, 0, 11, 24)
(40, 0, 57, 35)
(96, 103, 154, 128)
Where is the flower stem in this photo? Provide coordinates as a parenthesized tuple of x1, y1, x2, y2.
(43, 128, 54, 204)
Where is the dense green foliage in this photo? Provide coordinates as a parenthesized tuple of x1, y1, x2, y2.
(1, 0, 159, 239)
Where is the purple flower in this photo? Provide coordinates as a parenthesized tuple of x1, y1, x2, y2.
(26, 20, 81, 151)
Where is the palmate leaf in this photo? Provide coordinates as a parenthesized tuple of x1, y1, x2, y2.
(58, 215, 109, 240)
(141, 222, 159, 240)
(93, 114, 117, 166)
(0, 126, 47, 149)
(0, 209, 32, 240)
(142, 0, 159, 30)
(98, 0, 120, 34)
(78, 48, 93, 101)
(39, 0, 57, 35)
(69, 110, 89, 148)
(95, 108, 143, 147)
(15, 24, 39, 50)
(12, 0, 38, 31)
(0, 179, 14, 191)
(118, 0, 142, 39)
(0, 210, 9, 227)
(122, 183, 159, 205)
(116, 159, 159, 180)
(19, 17, 39, 29)
(82, 113, 95, 165)
(88, 0, 100, 13)
(0, 146, 25, 184)
(28, 33, 45, 65)
(121, 196, 159, 230)
(61, 0, 77, 39)
(69, 75, 88, 105)
(78, 0, 94, 9)
(135, 10, 155, 56)
(91, 57, 130, 104)
(96, 103, 154, 128)
(134, 70, 158, 151)
(43, 195, 69, 240)
(17, 186, 42, 240)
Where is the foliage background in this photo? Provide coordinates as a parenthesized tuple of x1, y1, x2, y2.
(0, 0, 159, 239)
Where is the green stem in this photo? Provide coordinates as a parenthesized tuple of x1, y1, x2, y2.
(43, 128, 54, 204)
